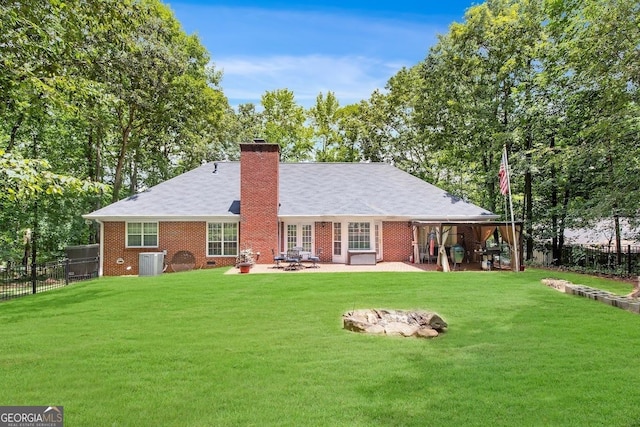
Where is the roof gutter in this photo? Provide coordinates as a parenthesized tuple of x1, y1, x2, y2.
(412, 215, 501, 223)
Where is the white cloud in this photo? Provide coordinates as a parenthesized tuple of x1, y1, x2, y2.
(172, 3, 450, 108)
(216, 54, 404, 107)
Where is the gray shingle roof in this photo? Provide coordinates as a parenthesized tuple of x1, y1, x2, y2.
(85, 161, 498, 221)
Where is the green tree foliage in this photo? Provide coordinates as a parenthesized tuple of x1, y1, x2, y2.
(546, 0, 640, 257)
(382, 0, 640, 259)
(2, 0, 637, 264)
(332, 104, 368, 162)
(0, 0, 228, 261)
(309, 91, 341, 161)
(261, 89, 313, 161)
(0, 150, 107, 261)
(222, 103, 264, 159)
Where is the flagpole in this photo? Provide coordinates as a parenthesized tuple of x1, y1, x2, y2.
(502, 146, 520, 272)
(500, 148, 511, 268)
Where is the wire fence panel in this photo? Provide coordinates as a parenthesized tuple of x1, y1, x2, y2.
(0, 257, 99, 301)
(533, 245, 640, 278)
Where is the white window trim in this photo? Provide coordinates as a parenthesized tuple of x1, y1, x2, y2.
(332, 219, 382, 263)
(375, 221, 383, 261)
(206, 221, 239, 257)
(284, 222, 315, 252)
(347, 221, 372, 250)
(125, 221, 159, 248)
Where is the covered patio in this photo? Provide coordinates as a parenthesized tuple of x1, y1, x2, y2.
(410, 221, 524, 272)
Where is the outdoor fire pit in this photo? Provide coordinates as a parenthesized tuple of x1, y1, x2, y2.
(342, 309, 447, 338)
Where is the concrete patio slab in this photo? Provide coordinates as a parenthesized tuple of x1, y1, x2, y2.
(225, 262, 439, 274)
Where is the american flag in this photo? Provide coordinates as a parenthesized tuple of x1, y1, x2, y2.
(498, 148, 509, 196)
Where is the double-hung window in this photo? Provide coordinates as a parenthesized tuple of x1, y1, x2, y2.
(208, 222, 238, 256)
(348, 222, 370, 250)
(127, 222, 158, 247)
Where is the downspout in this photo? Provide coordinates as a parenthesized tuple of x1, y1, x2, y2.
(96, 219, 104, 276)
(277, 202, 281, 255)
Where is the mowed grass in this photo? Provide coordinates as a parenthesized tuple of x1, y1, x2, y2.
(1, 268, 640, 426)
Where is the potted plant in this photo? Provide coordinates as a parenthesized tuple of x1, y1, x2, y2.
(236, 248, 255, 273)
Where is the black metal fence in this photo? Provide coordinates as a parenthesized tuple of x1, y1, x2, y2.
(533, 245, 640, 278)
(1, 257, 99, 301)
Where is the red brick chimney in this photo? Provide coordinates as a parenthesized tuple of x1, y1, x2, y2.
(239, 140, 280, 264)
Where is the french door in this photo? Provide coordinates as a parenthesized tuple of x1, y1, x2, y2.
(332, 222, 344, 263)
(285, 223, 313, 252)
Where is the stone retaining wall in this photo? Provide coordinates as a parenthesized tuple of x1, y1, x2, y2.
(542, 279, 640, 314)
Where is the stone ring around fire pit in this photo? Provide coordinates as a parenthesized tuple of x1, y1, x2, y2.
(343, 309, 447, 338)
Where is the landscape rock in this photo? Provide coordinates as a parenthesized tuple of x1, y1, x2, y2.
(364, 324, 386, 334)
(385, 322, 418, 337)
(416, 327, 439, 338)
(342, 309, 447, 339)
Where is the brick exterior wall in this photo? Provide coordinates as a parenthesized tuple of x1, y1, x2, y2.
(101, 222, 130, 276)
(101, 219, 417, 274)
(382, 221, 414, 262)
(314, 222, 333, 262)
(101, 221, 235, 276)
(457, 225, 475, 262)
(240, 142, 280, 264)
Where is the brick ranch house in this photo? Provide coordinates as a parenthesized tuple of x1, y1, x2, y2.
(84, 140, 521, 276)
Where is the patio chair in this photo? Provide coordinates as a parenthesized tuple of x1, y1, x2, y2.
(308, 248, 322, 268)
(271, 248, 286, 268)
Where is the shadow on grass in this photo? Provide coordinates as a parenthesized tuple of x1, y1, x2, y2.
(0, 280, 114, 322)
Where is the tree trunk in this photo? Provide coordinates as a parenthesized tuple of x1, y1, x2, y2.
(7, 114, 24, 153)
(524, 127, 533, 260)
(550, 135, 560, 265)
(614, 213, 622, 267)
(112, 105, 136, 203)
(558, 188, 570, 258)
(607, 152, 622, 266)
(86, 129, 102, 244)
(484, 151, 497, 213)
(129, 148, 140, 196)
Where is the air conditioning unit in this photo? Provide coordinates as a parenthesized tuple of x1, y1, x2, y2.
(139, 252, 165, 276)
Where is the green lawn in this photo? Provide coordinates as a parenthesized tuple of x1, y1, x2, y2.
(1, 268, 639, 426)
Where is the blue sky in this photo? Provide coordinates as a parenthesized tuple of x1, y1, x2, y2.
(168, 1, 478, 108)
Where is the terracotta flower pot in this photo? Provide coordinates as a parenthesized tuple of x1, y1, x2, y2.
(238, 263, 251, 273)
